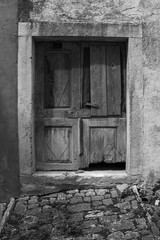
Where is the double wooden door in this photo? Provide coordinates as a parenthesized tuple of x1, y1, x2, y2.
(35, 41, 126, 170)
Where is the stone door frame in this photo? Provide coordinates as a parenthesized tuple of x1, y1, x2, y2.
(18, 22, 143, 177)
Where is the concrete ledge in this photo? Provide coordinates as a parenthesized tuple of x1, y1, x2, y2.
(20, 171, 141, 196)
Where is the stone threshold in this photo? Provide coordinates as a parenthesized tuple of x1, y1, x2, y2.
(20, 170, 141, 197)
(33, 170, 128, 178)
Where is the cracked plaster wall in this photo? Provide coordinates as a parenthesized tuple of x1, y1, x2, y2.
(18, 0, 160, 183)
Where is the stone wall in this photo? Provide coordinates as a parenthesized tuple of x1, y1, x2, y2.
(18, 0, 160, 183)
(0, 0, 20, 202)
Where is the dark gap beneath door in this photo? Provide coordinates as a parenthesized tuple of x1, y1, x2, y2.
(81, 162, 126, 171)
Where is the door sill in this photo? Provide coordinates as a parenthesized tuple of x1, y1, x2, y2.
(33, 170, 127, 178)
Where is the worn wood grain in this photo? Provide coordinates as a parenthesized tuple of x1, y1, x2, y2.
(45, 51, 71, 108)
(90, 45, 107, 116)
(106, 45, 121, 116)
(90, 127, 116, 163)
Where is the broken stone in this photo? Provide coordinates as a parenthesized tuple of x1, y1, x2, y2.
(135, 218, 147, 230)
(116, 184, 129, 194)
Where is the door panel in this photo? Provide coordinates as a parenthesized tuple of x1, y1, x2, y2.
(36, 118, 79, 170)
(83, 118, 126, 167)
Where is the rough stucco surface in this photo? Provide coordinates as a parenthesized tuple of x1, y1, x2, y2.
(18, 0, 160, 184)
(0, 0, 20, 202)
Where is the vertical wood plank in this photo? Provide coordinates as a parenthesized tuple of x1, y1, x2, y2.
(72, 43, 81, 109)
(35, 119, 44, 170)
(35, 43, 45, 114)
(82, 45, 91, 107)
(117, 119, 126, 162)
(90, 46, 107, 116)
(106, 46, 121, 116)
(121, 44, 127, 117)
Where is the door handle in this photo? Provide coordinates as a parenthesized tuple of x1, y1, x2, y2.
(85, 102, 99, 109)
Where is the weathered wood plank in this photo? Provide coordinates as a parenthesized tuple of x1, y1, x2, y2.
(35, 119, 44, 170)
(90, 128, 116, 163)
(72, 43, 81, 109)
(117, 119, 126, 162)
(106, 45, 121, 116)
(90, 46, 107, 116)
(82, 45, 91, 107)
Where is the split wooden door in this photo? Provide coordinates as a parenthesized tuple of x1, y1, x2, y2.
(35, 41, 126, 170)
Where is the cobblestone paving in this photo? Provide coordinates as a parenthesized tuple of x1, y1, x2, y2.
(1, 185, 160, 240)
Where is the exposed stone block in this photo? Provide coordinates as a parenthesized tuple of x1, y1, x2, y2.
(67, 203, 91, 213)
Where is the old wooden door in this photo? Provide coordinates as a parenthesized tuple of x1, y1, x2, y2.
(35, 41, 126, 170)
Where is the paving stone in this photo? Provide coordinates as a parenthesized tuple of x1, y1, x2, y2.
(104, 194, 111, 198)
(85, 210, 104, 219)
(131, 200, 138, 209)
(50, 197, 56, 204)
(22, 215, 38, 230)
(92, 201, 102, 207)
(67, 203, 91, 212)
(14, 202, 26, 215)
(57, 193, 67, 200)
(115, 202, 130, 210)
(91, 195, 104, 201)
(86, 190, 96, 196)
(135, 218, 147, 230)
(40, 199, 49, 206)
(119, 212, 135, 219)
(111, 190, 118, 198)
(74, 192, 85, 197)
(107, 231, 125, 240)
(26, 207, 41, 216)
(95, 189, 109, 195)
(123, 195, 135, 202)
(82, 226, 102, 234)
(82, 220, 98, 228)
(70, 196, 83, 204)
(69, 212, 83, 222)
(110, 219, 135, 232)
(102, 199, 113, 206)
(28, 196, 38, 204)
(142, 235, 155, 240)
(124, 231, 140, 239)
(28, 203, 39, 210)
(84, 197, 91, 202)
(43, 205, 52, 213)
(150, 222, 160, 236)
(100, 215, 117, 224)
